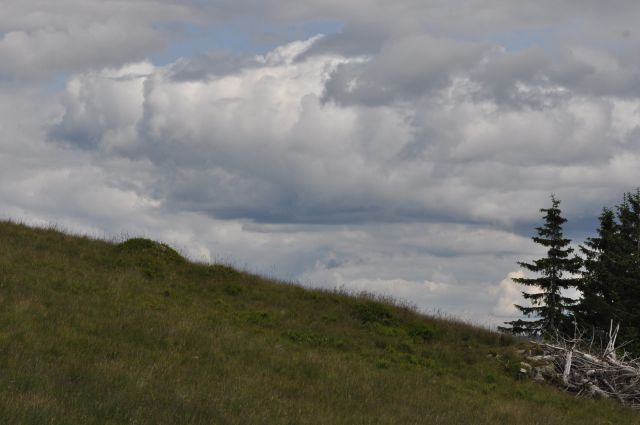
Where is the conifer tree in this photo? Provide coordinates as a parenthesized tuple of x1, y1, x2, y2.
(610, 191, 640, 347)
(500, 195, 582, 337)
(576, 190, 640, 353)
(575, 208, 618, 331)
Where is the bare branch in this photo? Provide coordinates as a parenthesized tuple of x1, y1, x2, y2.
(525, 323, 640, 409)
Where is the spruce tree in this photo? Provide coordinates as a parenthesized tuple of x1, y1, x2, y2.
(576, 190, 640, 353)
(575, 208, 619, 332)
(611, 191, 640, 348)
(500, 195, 582, 337)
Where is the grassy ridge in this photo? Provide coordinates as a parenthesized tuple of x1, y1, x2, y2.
(0, 220, 637, 424)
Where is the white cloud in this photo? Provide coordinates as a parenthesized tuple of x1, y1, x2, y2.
(492, 271, 526, 317)
(46, 35, 640, 228)
(52, 62, 154, 151)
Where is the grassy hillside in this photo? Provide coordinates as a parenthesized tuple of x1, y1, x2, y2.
(0, 220, 637, 424)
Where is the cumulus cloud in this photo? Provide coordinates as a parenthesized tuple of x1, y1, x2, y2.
(492, 271, 527, 318)
(48, 33, 640, 228)
(51, 62, 154, 151)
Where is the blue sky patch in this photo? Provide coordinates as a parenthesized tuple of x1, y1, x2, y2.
(152, 20, 344, 65)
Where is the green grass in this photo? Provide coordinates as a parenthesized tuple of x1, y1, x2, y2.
(0, 220, 637, 424)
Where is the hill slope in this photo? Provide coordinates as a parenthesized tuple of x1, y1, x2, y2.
(0, 220, 637, 424)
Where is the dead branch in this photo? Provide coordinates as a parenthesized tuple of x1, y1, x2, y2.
(524, 323, 640, 409)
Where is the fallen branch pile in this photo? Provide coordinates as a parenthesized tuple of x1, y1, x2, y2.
(526, 323, 640, 409)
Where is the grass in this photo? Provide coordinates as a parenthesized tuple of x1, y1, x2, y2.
(0, 219, 638, 424)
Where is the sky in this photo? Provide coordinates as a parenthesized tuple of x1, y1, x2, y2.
(2, 1, 640, 327)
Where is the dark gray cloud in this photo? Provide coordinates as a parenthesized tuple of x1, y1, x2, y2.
(470, 47, 640, 108)
(322, 35, 488, 106)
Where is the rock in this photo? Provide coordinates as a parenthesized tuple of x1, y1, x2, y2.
(532, 371, 546, 382)
(527, 355, 554, 362)
(533, 364, 556, 379)
(519, 362, 532, 373)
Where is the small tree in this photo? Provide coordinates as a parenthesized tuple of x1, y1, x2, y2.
(499, 195, 582, 337)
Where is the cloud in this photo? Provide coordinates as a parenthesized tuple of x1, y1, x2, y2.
(45, 31, 640, 231)
(51, 62, 154, 151)
(323, 35, 488, 106)
(0, 0, 195, 80)
(491, 271, 526, 317)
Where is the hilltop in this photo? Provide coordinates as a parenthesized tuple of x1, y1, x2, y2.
(0, 220, 637, 424)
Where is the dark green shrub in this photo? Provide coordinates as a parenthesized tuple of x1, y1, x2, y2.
(352, 302, 393, 324)
(223, 284, 243, 296)
(117, 238, 184, 264)
(407, 323, 437, 342)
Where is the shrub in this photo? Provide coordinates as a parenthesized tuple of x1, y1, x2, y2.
(352, 301, 393, 325)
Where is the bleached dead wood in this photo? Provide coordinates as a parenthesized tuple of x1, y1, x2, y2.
(526, 323, 640, 409)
